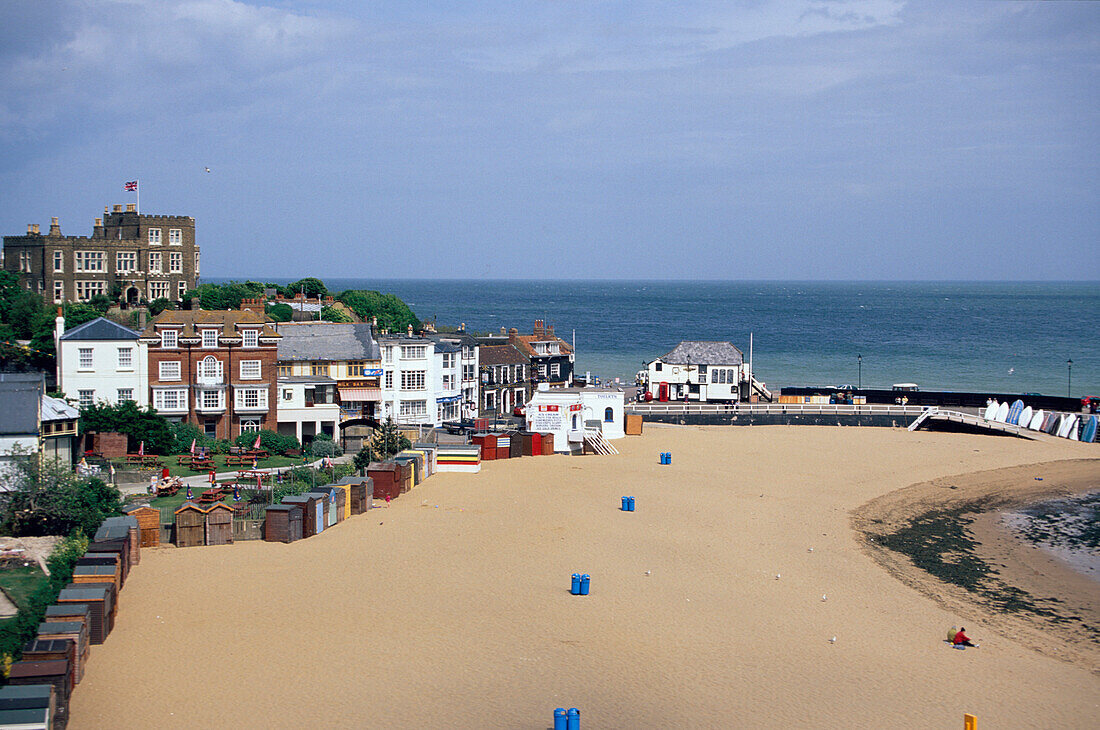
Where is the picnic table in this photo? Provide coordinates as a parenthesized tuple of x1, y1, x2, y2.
(126, 454, 162, 467)
(245, 449, 269, 459)
(225, 455, 255, 467)
(156, 482, 181, 497)
(237, 470, 271, 484)
(196, 489, 223, 504)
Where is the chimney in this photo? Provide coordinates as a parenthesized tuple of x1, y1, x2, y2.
(93, 217, 103, 237)
(371, 316, 377, 327)
(104, 205, 110, 215)
(407, 324, 413, 336)
(533, 319, 544, 338)
(548, 324, 554, 338)
(113, 204, 122, 213)
(125, 203, 136, 212)
(138, 310, 147, 330)
(459, 322, 465, 331)
(54, 307, 65, 385)
(508, 327, 520, 346)
(26, 224, 34, 235)
(49, 217, 61, 236)
(500, 327, 506, 336)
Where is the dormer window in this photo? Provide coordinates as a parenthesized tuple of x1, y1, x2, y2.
(202, 329, 218, 348)
(242, 329, 259, 348)
(161, 329, 178, 349)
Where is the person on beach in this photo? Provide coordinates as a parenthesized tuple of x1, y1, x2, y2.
(953, 628, 978, 648)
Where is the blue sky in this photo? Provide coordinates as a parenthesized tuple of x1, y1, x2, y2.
(0, 1, 1096, 280)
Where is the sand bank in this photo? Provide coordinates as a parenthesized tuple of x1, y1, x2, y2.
(71, 426, 1098, 728)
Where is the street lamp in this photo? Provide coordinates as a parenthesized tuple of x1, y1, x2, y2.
(1067, 359, 1073, 398)
(857, 354, 862, 390)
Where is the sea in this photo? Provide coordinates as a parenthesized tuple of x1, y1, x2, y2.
(228, 279, 1099, 396)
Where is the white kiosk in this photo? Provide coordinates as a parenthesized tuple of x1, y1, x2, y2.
(525, 385, 624, 453)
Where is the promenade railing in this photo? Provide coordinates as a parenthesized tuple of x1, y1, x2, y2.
(627, 402, 930, 417)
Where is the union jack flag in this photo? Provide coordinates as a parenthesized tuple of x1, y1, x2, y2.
(124, 180, 138, 191)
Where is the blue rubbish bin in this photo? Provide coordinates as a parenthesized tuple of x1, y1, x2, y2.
(628, 496, 635, 511)
(621, 496, 629, 511)
(554, 707, 568, 730)
(658, 452, 665, 464)
(567, 707, 580, 730)
(666, 452, 672, 465)
(571, 573, 581, 595)
(579, 574, 590, 595)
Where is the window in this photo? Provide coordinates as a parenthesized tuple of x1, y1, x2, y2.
(383, 347, 393, 363)
(401, 370, 426, 390)
(160, 329, 178, 349)
(148, 251, 162, 273)
(240, 360, 261, 379)
(75, 281, 106, 301)
(347, 361, 363, 377)
(442, 352, 455, 368)
(117, 388, 134, 403)
(242, 329, 259, 348)
(148, 228, 161, 245)
(53, 251, 63, 273)
(401, 345, 426, 360)
(201, 329, 218, 348)
(74, 251, 104, 272)
(117, 347, 132, 370)
(443, 374, 455, 390)
(236, 388, 267, 410)
(462, 346, 472, 359)
(200, 389, 223, 410)
(148, 281, 169, 300)
(240, 417, 261, 432)
(463, 364, 476, 381)
(78, 390, 95, 408)
(53, 281, 64, 303)
(153, 389, 187, 411)
(311, 362, 328, 376)
(655, 362, 663, 372)
(169, 251, 182, 273)
(282, 389, 293, 401)
(178, 281, 187, 300)
(78, 348, 93, 370)
(116, 251, 136, 273)
(278, 364, 291, 377)
(204, 418, 217, 438)
(485, 391, 495, 409)
(169, 228, 182, 245)
(159, 361, 181, 380)
(550, 363, 560, 378)
(604, 407, 614, 423)
(198, 356, 222, 381)
(194, 251, 200, 275)
(399, 400, 427, 417)
(384, 371, 393, 389)
(18, 251, 31, 273)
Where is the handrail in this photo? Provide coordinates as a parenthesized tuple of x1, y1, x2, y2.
(627, 403, 928, 416)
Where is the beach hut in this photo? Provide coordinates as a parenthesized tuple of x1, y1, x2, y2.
(412, 443, 438, 476)
(71, 564, 120, 593)
(0, 685, 55, 730)
(89, 526, 131, 584)
(332, 484, 349, 521)
(471, 433, 497, 461)
(123, 504, 162, 547)
(263, 504, 303, 543)
(393, 454, 420, 486)
(506, 431, 523, 459)
(408, 448, 432, 478)
(97, 515, 141, 566)
(312, 486, 340, 526)
(435, 444, 481, 473)
(5, 660, 71, 723)
(36, 621, 89, 684)
(335, 476, 372, 515)
(21, 638, 76, 694)
(56, 585, 112, 645)
(494, 433, 511, 460)
(625, 414, 643, 435)
(305, 492, 333, 530)
(204, 502, 234, 546)
(281, 495, 321, 538)
(174, 502, 207, 548)
(366, 463, 402, 501)
(540, 433, 554, 455)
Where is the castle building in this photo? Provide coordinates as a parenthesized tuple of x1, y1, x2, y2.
(2, 204, 199, 305)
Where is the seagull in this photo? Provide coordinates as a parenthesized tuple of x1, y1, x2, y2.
(821, 594, 827, 602)
(644, 570, 651, 576)
(829, 636, 837, 644)
(1008, 367, 1015, 375)
(775, 573, 781, 580)
(204, 167, 211, 173)
(808, 547, 814, 553)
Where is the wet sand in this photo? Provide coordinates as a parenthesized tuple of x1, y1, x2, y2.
(71, 426, 1099, 728)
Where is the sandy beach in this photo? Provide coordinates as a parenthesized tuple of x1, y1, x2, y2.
(70, 425, 1099, 728)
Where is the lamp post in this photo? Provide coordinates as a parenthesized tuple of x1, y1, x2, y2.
(857, 354, 862, 391)
(1067, 359, 1072, 398)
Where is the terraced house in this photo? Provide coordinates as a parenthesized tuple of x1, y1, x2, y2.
(141, 310, 280, 439)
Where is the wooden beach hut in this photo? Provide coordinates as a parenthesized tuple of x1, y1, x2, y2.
(412, 443, 438, 476)
(407, 448, 431, 478)
(174, 502, 207, 548)
(281, 495, 321, 538)
(435, 444, 481, 473)
(311, 486, 340, 526)
(36, 621, 89, 684)
(332, 484, 349, 521)
(89, 526, 131, 585)
(56, 585, 112, 645)
(6, 660, 70, 723)
(0, 685, 55, 730)
(71, 564, 120, 593)
(505, 430, 523, 459)
(366, 463, 402, 501)
(263, 504, 302, 543)
(204, 502, 234, 546)
(21, 638, 77, 695)
(43, 603, 91, 629)
(123, 503, 162, 547)
(305, 492, 333, 530)
(494, 433, 511, 460)
(625, 413, 643, 435)
(335, 476, 372, 515)
(471, 433, 496, 461)
(393, 454, 420, 486)
(98, 515, 141, 566)
(540, 432, 555, 455)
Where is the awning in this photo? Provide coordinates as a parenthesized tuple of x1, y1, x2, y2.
(437, 395, 462, 404)
(339, 387, 381, 402)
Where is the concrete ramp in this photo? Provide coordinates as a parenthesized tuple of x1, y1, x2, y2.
(910, 408, 1039, 440)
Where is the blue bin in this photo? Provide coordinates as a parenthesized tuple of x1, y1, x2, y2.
(554, 707, 567, 730)
(621, 496, 629, 511)
(571, 573, 581, 595)
(628, 496, 635, 512)
(567, 707, 580, 730)
(666, 452, 672, 465)
(658, 452, 665, 464)
(579, 574, 590, 595)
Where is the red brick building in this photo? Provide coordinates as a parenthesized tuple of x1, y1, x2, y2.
(140, 310, 280, 440)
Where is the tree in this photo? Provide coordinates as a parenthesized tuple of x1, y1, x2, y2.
(233, 429, 300, 455)
(281, 278, 327, 299)
(353, 417, 410, 470)
(337, 290, 419, 333)
(87, 294, 113, 313)
(148, 297, 174, 316)
(62, 302, 103, 331)
(0, 446, 122, 536)
(266, 303, 293, 322)
(79, 400, 175, 454)
(320, 305, 352, 323)
(194, 281, 269, 310)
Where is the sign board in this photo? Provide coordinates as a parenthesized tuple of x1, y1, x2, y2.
(529, 409, 564, 432)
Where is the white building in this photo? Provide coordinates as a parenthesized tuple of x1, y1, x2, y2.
(57, 316, 148, 408)
(379, 335, 438, 427)
(525, 385, 625, 453)
(428, 332, 480, 420)
(644, 341, 744, 403)
(275, 376, 341, 444)
(433, 340, 463, 424)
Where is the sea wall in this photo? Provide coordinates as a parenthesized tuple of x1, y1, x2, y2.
(639, 412, 920, 428)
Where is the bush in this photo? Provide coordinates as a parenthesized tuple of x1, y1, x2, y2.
(0, 448, 123, 537)
(320, 305, 352, 323)
(80, 400, 174, 454)
(234, 429, 300, 456)
(148, 297, 174, 316)
(336, 290, 419, 333)
(266, 303, 293, 322)
(308, 434, 343, 458)
(170, 422, 206, 454)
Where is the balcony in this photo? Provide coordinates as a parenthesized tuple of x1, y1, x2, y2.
(195, 372, 224, 387)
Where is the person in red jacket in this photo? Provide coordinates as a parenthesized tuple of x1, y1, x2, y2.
(953, 628, 978, 648)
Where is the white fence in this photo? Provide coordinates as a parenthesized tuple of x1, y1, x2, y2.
(627, 403, 929, 417)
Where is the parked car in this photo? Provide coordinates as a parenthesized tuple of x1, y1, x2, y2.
(513, 405, 526, 417)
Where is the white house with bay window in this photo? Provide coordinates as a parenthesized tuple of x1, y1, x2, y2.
(57, 316, 148, 408)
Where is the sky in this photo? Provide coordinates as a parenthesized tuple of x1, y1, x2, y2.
(0, 0, 1096, 280)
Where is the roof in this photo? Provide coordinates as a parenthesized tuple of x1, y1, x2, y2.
(428, 332, 478, 346)
(0, 372, 42, 436)
(479, 344, 530, 366)
(274, 322, 380, 361)
(59, 316, 140, 341)
(509, 334, 573, 358)
(142, 310, 279, 341)
(658, 341, 744, 366)
(432, 340, 461, 354)
(278, 375, 337, 384)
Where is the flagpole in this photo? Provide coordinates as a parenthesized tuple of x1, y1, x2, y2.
(136, 180, 140, 214)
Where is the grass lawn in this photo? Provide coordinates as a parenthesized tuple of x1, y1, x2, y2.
(0, 564, 50, 612)
(111, 454, 304, 478)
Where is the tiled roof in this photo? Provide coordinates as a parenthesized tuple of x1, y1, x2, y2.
(659, 341, 744, 365)
(59, 317, 140, 341)
(509, 335, 573, 358)
(275, 323, 379, 361)
(479, 344, 529, 366)
(142, 310, 279, 340)
(0, 373, 42, 436)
